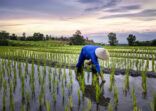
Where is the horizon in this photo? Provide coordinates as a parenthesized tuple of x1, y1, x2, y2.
(0, 0, 156, 43)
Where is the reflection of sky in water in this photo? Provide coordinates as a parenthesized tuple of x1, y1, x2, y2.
(0, 60, 156, 111)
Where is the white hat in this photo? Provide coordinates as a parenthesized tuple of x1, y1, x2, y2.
(95, 48, 109, 60)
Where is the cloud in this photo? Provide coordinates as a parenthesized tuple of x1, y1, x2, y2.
(84, 0, 121, 11)
(99, 9, 156, 20)
(78, 0, 102, 4)
(0, 0, 83, 19)
(103, 4, 141, 12)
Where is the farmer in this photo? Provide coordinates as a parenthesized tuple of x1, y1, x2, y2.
(76, 45, 109, 82)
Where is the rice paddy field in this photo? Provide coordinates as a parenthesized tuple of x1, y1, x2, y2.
(0, 40, 156, 111)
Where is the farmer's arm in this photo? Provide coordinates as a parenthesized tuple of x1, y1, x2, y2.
(76, 49, 85, 68)
(91, 55, 100, 73)
(91, 55, 105, 81)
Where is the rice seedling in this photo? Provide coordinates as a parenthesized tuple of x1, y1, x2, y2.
(20, 104, 25, 111)
(48, 72, 52, 91)
(95, 83, 101, 103)
(79, 75, 85, 95)
(46, 101, 51, 111)
(87, 99, 92, 111)
(61, 85, 65, 98)
(150, 93, 156, 111)
(9, 81, 15, 111)
(123, 68, 130, 95)
(113, 85, 118, 108)
(52, 91, 57, 103)
(152, 55, 155, 72)
(65, 104, 69, 111)
(21, 74, 25, 101)
(26, 91, 30, 110)
(2, 90, 6, 111)
(77, 88, 81, 104)
(108, 103, 113, 111)
(141, 70, 147, 96)
(69, 96, 73, 109)
(109, 65, 115, 92)
(131, 87, 141, 111)
(92, 74, 97, 87)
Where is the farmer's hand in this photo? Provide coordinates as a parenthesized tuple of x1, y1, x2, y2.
(86, 60, 92, 65)
(99, 73, 105, 83)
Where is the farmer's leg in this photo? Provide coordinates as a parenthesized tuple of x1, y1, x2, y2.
(76, 48, 85, 74)
(91, 64, 97, 74)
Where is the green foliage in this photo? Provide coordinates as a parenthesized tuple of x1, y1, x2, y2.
(127, 34, 136, 46)
(0, 40, 9, 46)
(0, 31, 9, 40)
(108, 32, 118, 46)
(69, 30, 85, 45)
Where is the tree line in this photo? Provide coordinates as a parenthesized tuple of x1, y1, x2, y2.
(0, 30, 155, 46)
(0, 30, 94, 45)
(108, 32, 156, 46)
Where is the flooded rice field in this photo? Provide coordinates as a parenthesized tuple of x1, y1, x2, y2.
(0, 59, 156, 111)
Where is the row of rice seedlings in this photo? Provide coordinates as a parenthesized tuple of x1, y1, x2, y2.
(141, 70, 147, 96)
(95, 83, 101, 103)
(123, 68, 130, 95)
(79, 74, 85, 96)
(131, 87, 141, 111)
(113, 85, 118, 109)
(77, 88, 81, 105)
(21, 74, 25, 101)
(9, 81, 15, 111)
(38, 80, 46, 110)
(25, 91, 31, 111)
(2, 80, 7, 111)
(109, 65, 115, 92)
(69, 96, 73, 110)
(30, 60, 35, 95)
(152, 55, 155, 72)
(52, 79, 57, 103)
(2, 46, 155, 72)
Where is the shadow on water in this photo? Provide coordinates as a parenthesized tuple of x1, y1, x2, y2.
(75, 72, 110, 110)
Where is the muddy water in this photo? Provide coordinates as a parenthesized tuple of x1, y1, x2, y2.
(0, 60, 156, 111)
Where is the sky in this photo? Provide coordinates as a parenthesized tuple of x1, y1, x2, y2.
(0, 0, 156, 43)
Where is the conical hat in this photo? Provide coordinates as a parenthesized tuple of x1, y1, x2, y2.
(95, 48, 109, 60)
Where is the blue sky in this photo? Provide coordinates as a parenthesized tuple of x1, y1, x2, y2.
(0, 0, 156, 43)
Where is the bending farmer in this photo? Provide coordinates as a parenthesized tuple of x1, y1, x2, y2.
(76, 45, 109, 81)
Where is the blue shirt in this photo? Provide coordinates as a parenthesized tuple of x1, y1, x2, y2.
(76, 45, 101, 73)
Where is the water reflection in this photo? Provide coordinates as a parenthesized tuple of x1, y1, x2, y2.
(75, 72, 110, 110)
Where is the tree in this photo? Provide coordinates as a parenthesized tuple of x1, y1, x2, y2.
(33, 33, 44, 41)
(127, 34, 136, 46)
(69, 30, 85, 45)
(10, 33, 17, 40)
(0, 31, 9, 40)
(108, 32, 118, 46)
